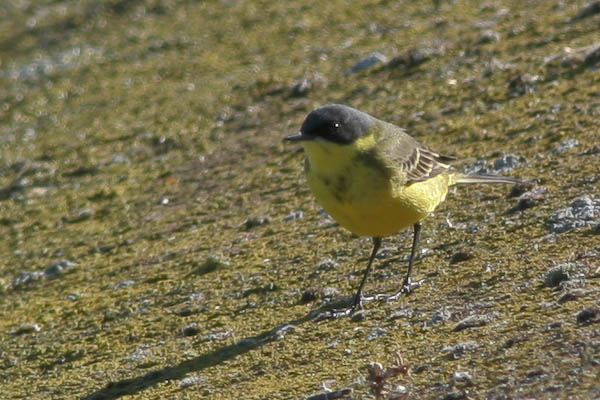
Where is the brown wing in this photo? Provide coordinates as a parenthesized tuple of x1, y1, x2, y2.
(401, 145, 455, 183)
(377, 121, 456, 184)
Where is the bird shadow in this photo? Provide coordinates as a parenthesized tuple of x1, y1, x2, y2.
(83, 306, 328, 399)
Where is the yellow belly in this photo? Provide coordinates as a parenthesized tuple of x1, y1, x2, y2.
(307, 168, 451, 237)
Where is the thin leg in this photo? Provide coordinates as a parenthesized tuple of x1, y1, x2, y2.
(352, 237, 382, 310)
(403, 222, 422, 290)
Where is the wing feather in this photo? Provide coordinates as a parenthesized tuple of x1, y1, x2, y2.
(375, 121, 456, 184)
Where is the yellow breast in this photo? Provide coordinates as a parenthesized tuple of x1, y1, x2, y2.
(303, 137, 451, 237)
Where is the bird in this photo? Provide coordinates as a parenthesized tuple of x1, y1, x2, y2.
(285, 104, 524, 312)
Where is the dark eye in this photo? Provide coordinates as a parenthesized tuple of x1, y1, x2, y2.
(333, 122, 340, 128)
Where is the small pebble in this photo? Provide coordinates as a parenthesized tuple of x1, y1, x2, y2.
(243, 216, 270, 230)
(544, 264, 572, 287)
(508, 73, 539, 97)
(547, 195, 600, 233)
(367, 327, 387, 340)
(508, 188, 546, 214)
(576, 307, 599, 325)
(113, 280, 135, 290)
(450, 250, 473, 264)
(179, 375, 206, 389)
(557, 289, 589, 304)
(44, 259, 78, 277)
(182, 323, 201, 337)
(300, 288, 318, 303)
(427, 308, 452, 326)
(453, 314, 495, 331)
(283, 210, 304, 221)
(553, 138, 579, 153)
(11, 323, 41, 335)
(453, 370, 473, 384)
(349, 52, 387, 74)
(12, 271, 44, 289)
(443, 341, 479, 359)
(290, 79, 311, 97)
(479, 30, 501, 43)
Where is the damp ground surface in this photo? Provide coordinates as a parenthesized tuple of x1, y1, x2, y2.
(1, 1, 599, 399)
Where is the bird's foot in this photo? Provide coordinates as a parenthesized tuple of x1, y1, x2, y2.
(386, 278, 426, 302)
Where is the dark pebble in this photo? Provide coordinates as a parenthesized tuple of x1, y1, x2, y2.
(182, 323, 201, 336)
(576, 307, 599, 325)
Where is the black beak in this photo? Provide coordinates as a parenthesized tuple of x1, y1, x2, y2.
(284, 131, 312, 142)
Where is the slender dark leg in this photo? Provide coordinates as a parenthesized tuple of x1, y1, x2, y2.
(352, 237, 382, 310)
(403, 222, 422, 290)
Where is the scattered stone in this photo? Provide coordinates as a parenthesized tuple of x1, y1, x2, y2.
(290, 79, 311, 97)
(479, 30, 501, 44)
(179, 375, 206, 389)
(321, 287, 341, 299)
(576, 307, 599, 325)
(300, 287, 319, 303)
(450, 250, 473, 264)
(387, 46, 442, 69)
(557, 288, 590, 304)
(242, 282, 279, 297)
(273, 324, 295, 340)
(501, 334, 528, 349)
(493, 153, 525, 172)
(507, 188, 546, 214)
(367, 327, 388, 340)
(464, 154, 525, 175)
(387, 307, 413, 321)
(427, 308, 452, 326)
(113, 280, 135, 290)
(95, 243, 117, 253)
(309, 259, 339, 278)
(453, 314, 496, 331)
(508, 73, 539, 97)
(283, 210, 304, 221)
(44, 259, 78, 278)
(349, 52, 387, 74)
(182, 322, 201, 336)
(525, 368, 547, 380)
(194, 255, 228, 275)
(545, 384, 563, 393)
(127, 345, 152, 363)
(305, 388, 353, 400)
(243, 216, 270, 230)
(12, 271, 44, 289)
(544, 263, 574, 287)
(547, 195, 600, 233)
(65, 293, 80, 301)
(443, 341, 479, 359)
(64, 208, 96, 223)
(483, 58, 515, 77)
(10, 322, 41, 335)
(553, 138, 579, 153)
(442, 391, 467, 400)
(453, 370, 473, 384)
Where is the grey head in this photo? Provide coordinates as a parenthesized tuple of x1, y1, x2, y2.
(285, 104, 373, 145)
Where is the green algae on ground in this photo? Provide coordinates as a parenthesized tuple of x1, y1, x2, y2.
(1, 1, 599, 399)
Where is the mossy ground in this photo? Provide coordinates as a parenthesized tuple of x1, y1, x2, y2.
(1, 1, 599, 399)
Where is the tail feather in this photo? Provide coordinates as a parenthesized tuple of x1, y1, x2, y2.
(454, 173, 525, 185)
